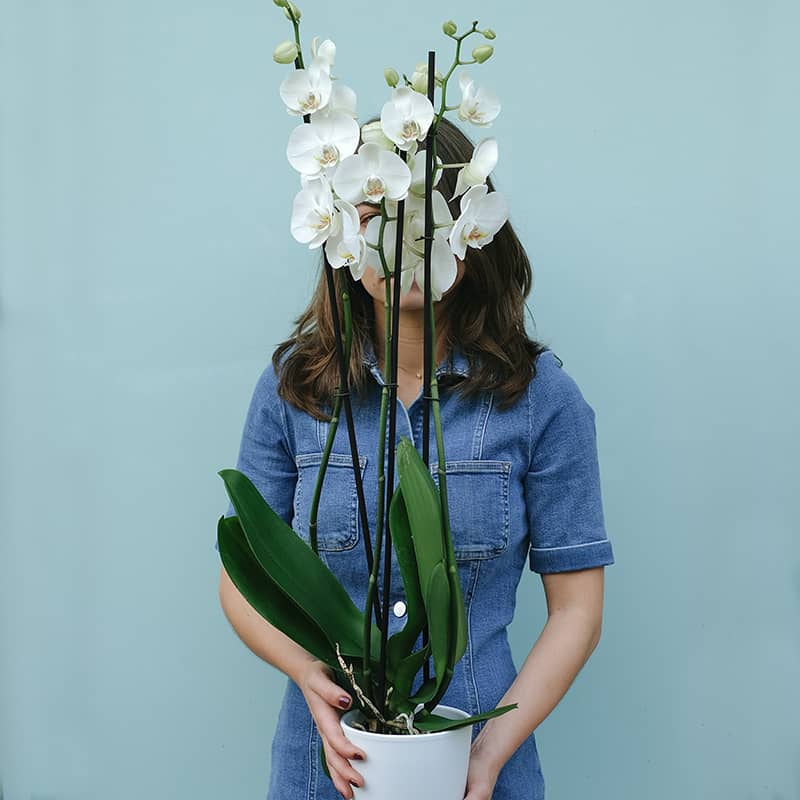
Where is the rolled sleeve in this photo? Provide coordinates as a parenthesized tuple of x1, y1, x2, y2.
(525, 353, 615, 574)
(215, 359, 297, 553)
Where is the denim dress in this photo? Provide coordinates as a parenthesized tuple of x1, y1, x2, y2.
(217, 337, 615, 800)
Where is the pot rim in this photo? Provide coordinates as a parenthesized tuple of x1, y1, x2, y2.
(340, 704, 472, 740)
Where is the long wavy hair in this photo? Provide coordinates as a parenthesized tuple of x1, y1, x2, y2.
(273, 114, 550, 421)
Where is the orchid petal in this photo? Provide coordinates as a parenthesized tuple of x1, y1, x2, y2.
(348, 236, 369, 280)
(311, 37, 336, 71)
(330, 82, 357, 117)
(409, 149, 443, 196)
(471, 191, 509, 240)
(376, 149, 412, 200)
(400, 265, 416, 295)
(460, 183, 487, 215)
(414, 237, 457, 301)
(331, 153, 368, 204)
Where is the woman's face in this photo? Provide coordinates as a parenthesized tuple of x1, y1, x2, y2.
(355, 201, 466, 311)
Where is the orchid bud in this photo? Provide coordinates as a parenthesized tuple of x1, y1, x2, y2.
(384, 67, 399, 88)
(410, 69, 427, 94)
(360, 120, 396, 152)
(272, 0, 289, 6)
(482, 28, 496, 39)
(472, 44, 493, 63)
(273, 40, 299, 64)
(442, 20, 457, 36)
(410, 63, 443, 94)
(283, 1, 301, 20)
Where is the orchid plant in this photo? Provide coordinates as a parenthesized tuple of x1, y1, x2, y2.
(217, 0, 517, 761)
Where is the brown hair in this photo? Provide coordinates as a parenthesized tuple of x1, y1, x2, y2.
(272, 114, 549, 421)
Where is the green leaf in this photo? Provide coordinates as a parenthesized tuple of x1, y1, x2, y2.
(407, 674, 438, 704)
(424, 561, 451, 698)
(386, 482, 427, 672)
(217, 514, 338, 670)
(219, 469, 381, 662)
(446, 555, 469, 668)
(413, 703, 519, 733)
(390, 643, 432, 701)
(395, 440, 447, 601)
(431, 461, 468, 668)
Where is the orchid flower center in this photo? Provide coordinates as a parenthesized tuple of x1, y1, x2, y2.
(318, 143, 340, 167)
(364, 175, 386, 200)
(313, 212, 331, 231)
(466, 224, 487, 243)
(463, 104, 484, 124)
(299, 91, 321, 112)
(402, 119, 421, 140)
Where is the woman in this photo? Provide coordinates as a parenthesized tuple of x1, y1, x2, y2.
(216, 116, 615, 800)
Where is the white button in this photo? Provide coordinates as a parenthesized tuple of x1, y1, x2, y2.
(392, 601, 407, 618)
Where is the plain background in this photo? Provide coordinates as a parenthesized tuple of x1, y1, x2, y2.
(1, 1, 798, 798)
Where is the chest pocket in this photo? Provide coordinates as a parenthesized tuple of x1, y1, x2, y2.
(428, 460, 511, 561)
(293, 452, 367, 552)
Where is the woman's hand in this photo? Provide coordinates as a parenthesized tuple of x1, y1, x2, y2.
(299, 659, 366, 799)
(462, 746, 500, 800)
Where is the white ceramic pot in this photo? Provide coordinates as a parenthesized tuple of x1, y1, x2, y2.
(339, 704, 473, 800)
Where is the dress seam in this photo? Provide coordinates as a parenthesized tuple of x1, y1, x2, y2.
(468, 559, 482, 716)
(307, 717, 315, 800)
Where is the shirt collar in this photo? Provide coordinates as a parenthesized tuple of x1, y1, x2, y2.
(361, 336, 471, 384)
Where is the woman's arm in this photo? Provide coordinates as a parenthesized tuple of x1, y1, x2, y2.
(219, 564, 316, 684)
(468, 566, 605, 779)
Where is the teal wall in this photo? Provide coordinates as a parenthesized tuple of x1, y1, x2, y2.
(1, 1, 797, 798)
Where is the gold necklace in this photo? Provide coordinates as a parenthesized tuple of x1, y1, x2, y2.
(382, 362, 423, 380)
(398, 364, 423, 379)
(378, 362, 422, 380)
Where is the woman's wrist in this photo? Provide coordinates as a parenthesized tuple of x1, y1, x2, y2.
(289, 652, 319, 685)
(469, 728, 505, 778)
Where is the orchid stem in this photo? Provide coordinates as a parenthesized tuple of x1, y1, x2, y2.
(376, 156, 409, 722)
(364, 194, 398, 727)
(308, 290, 353, 557)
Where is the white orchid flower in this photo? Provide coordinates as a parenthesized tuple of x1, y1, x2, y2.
(380, 87, 435, 151)
(310, 37, 336, 72)
(453, 137, 498, 198)
(332, 142, 411, 204)
(365, 190, 457, 300)
(324, 199, 368, 279)
(290, 173, 336, 248)
(279, 56, 332, 116)
(457, 71, 501, 126)
(448, 183, 508, 259)
(286, 109, 360, 178)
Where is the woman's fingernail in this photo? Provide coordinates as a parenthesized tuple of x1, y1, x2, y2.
(339, 696, 352, 708)
(353, 753, 364, 760)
